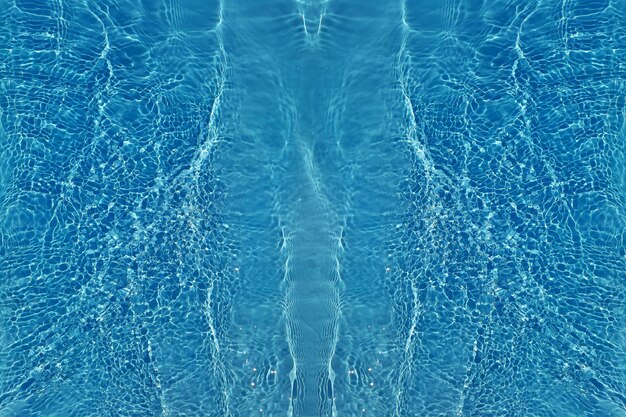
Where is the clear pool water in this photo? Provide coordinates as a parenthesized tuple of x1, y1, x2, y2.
(1, 0, 625, 416)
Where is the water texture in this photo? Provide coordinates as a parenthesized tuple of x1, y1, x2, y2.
(0, 0, 624, 416)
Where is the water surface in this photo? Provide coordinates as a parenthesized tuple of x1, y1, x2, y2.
(0, 0, 625, 416)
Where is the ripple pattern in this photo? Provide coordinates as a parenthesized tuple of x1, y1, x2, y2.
(1, 0, 625, 416)
(389, 1, 626, 415)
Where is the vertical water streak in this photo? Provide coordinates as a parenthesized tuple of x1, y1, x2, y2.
(296, 0, 329, 41)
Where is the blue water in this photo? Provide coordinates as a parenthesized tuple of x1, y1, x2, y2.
(1, 0, 625, 416)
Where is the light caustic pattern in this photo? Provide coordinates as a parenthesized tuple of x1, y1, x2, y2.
(0, 0, 233, 416)
(389, 0, 626, 416)
(0, 0, 625, 416)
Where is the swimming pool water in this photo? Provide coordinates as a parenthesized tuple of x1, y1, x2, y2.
(0, 0, 625, 416)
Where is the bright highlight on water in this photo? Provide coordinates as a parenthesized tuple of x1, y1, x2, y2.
(1, 0, 624, 416)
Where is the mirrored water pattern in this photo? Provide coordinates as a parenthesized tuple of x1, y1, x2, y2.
(0, 0, 625, 416)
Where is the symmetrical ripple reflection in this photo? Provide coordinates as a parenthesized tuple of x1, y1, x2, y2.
(0, 0, 624, 416)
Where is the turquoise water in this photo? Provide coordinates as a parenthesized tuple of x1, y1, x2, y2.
(1, 0, 625, 416)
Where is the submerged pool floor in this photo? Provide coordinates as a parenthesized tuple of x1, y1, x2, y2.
(0, 0, 625, 416)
